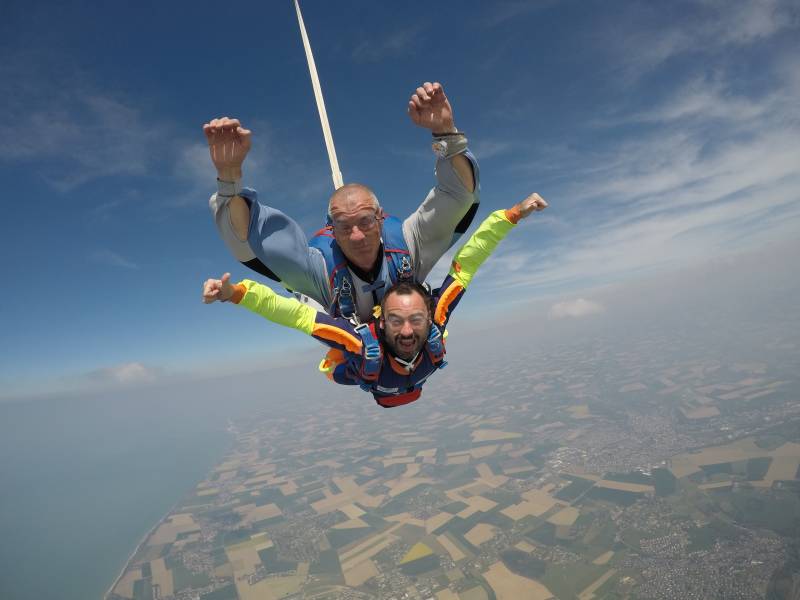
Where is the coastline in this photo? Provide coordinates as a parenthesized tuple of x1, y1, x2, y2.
(103, 501, 179, 600)
(103, 420, 237, 599)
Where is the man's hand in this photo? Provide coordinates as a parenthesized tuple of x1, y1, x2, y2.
(516, 193, 549, 219)
(408, 82, 456, 133)
(203, 273, 234, 303)
(203, 117, 252, 181)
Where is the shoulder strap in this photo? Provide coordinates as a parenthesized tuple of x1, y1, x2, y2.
(381, 216, 413, 283)
(309, 226, 357, 320)
(355, 321, 382, 384)
(425, 323, 448, 369)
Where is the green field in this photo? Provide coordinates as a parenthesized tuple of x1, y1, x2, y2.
(200, 583, 238, 600)
(257, 545, 297, 575)
(500, 549, 546, 578)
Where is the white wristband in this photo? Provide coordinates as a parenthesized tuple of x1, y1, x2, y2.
(216, 178, 243, 198)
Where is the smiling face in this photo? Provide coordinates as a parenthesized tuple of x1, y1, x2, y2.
(329, 184, 383, 272)
(380, 285, 432, 361)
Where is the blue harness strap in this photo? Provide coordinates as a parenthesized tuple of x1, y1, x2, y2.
(354, 322, 382, 388)
(425, 323, 448, 370)
(309, 215, 414, 321)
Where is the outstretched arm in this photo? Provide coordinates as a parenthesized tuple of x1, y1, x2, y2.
(204, 118, 331, 303)
(202, 274, 362, 355)
(204, 117, 252, 240)
(433, 193, 548, 326)
(404, 82, 481, 281)
(408, 82, 474, 191)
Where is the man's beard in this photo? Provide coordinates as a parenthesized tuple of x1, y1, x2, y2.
(390, 333, 423, 361)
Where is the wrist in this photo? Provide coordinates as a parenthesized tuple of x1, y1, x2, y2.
(216, 166, 242, 182)
(216, 177, 243, 198)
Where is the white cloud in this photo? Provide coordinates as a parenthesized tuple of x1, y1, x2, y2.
(86, 362, 162, 385)
(548, 298, 605, 319)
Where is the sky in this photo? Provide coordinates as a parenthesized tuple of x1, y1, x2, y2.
(1, 0, 798, 400)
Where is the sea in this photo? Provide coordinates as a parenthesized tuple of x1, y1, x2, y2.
(0, 375, 273, 600)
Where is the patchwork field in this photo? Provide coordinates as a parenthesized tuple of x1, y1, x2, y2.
(483, 561, 555, 599)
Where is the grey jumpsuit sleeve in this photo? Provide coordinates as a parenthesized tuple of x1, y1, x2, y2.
(402, 148, 480, 282)
(209, 188, 332, 308)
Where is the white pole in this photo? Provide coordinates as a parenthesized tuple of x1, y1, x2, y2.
(294, 0, 344, 190)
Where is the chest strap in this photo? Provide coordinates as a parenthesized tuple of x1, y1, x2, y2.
(355, 322, 382, 384)
(425, 323, 448, 369)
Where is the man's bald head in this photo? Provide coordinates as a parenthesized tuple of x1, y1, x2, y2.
(327, 183, 384, 271)
(328, 183, 380, 219)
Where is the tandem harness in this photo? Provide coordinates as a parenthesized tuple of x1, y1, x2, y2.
(308, 215, 414, 321)
(354, 320, 448, 408)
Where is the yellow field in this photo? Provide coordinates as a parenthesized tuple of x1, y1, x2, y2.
(436, 590, 459, 600)
(475, 463, 509, 488)
(234, 502, 282, 526)
(592, 550, 614, 565)
(149, 558, 173, 597)
(148, 514, 198, 545)
(339, 523, 404, 572)
(400, 542, 433, 564)
(483, 562, 555, 599)
(235, 574, 304, 600)
(382, 456, 416, 467)
(504, 466, 538, 475)
(455, 495, 498, 518)
(595, 480, 654, 493)
(765, 455, 800, 482)
(465, 523, 497, 546)
(279, 480, 298, 495)
(471, 429, 522, 442)
(460, 585, 490, 600)
(680, 405, 721, 419)
(547, 506, 580, 526)
(387, 477, 434, 497)
(112, 568, 141, 598)
(471, 444, 499, 459)
(403, 463, 422, 478)
(515, 540, 537, 553)
(698, 481, 733, 490)
(332, 517, 369, 529)
(501, 489, 558, 521)
(343, 558, 379, 587)
(578, 569, 617, 600)
(339, 503, 366, 519)
(669, 439, 800, 481)
(567, 405, 591, 418)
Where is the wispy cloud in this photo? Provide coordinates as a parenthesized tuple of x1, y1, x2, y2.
(481, 39, 800, 292)
(481, 0, 556, 28)
(352, 24, 427, 63)
(0, 56, 161, 191)
(91, 249, 139, 270)
(549, 298, 604, 319)
(610, 0, 797, 78)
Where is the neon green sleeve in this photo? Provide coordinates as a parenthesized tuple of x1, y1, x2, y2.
(449, 210, 515, 288)
(235, 280, 317, 335)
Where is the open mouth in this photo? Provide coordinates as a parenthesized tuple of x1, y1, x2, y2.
(396, 336, 417, 353)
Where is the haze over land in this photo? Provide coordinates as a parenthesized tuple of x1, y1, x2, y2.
(1, 0, 799, 598)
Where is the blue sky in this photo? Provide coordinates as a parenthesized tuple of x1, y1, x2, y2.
(1, 0, 798, 399)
